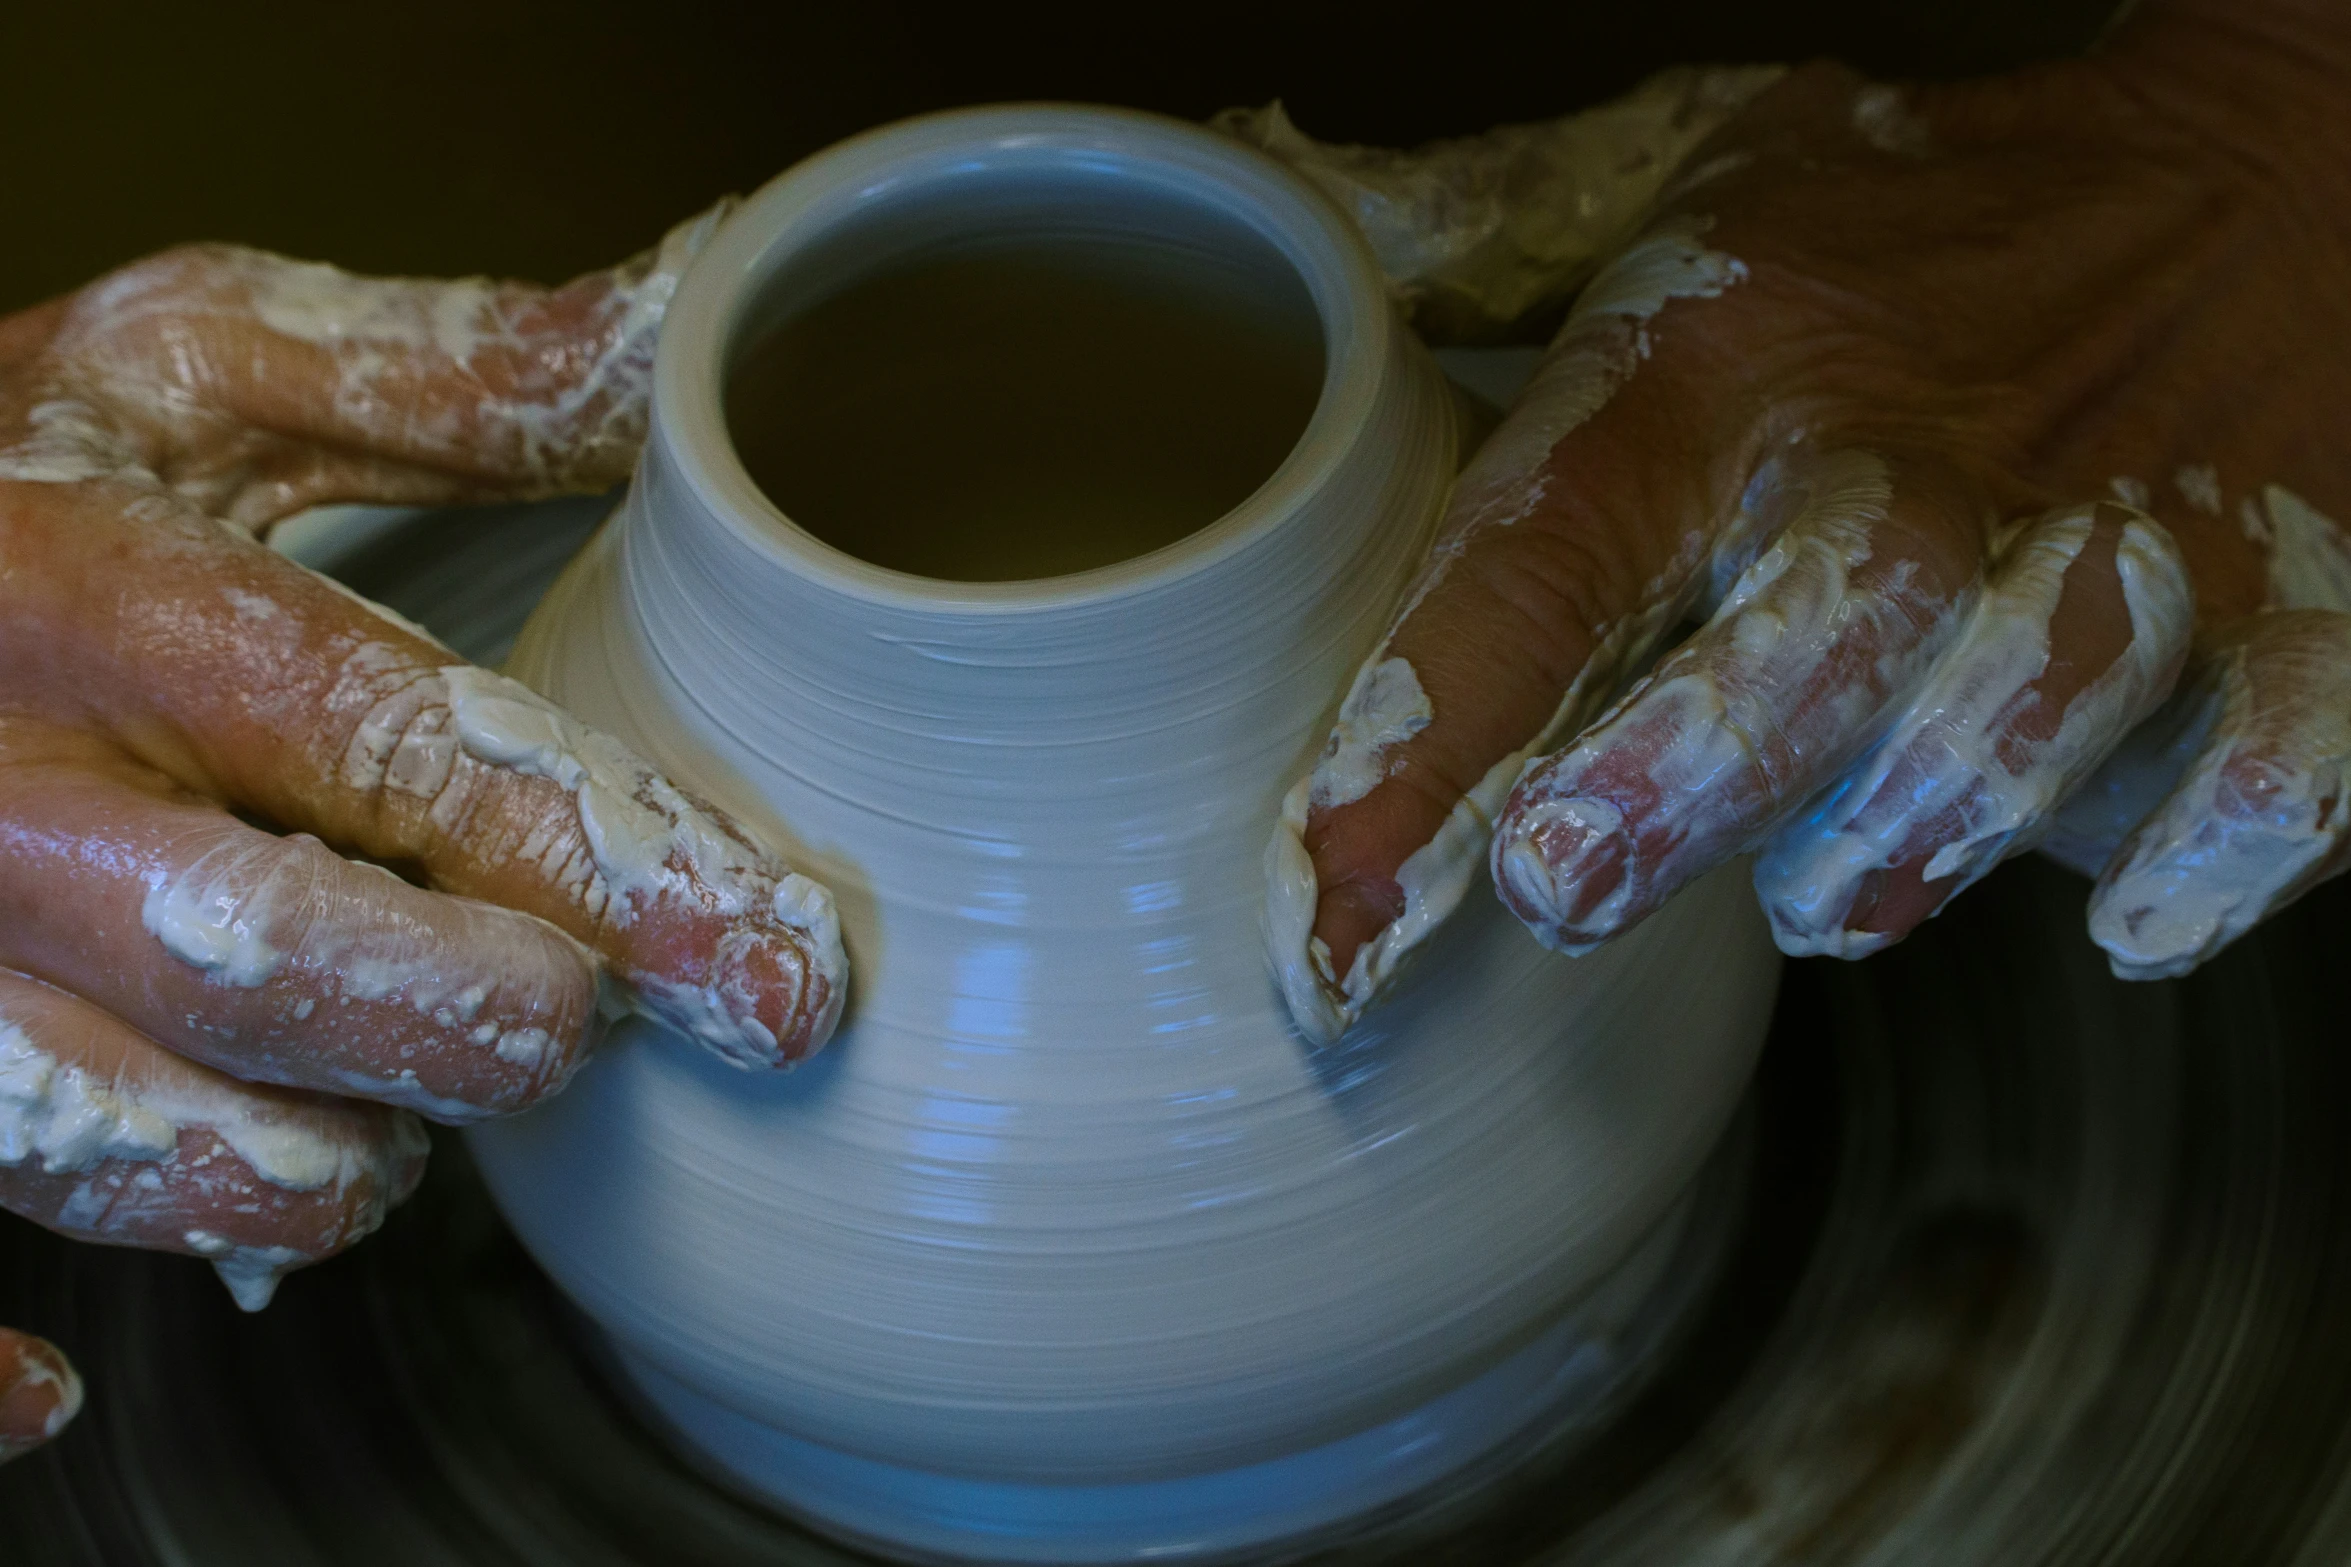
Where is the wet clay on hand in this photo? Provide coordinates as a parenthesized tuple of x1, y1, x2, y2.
(1255, 1, 2351, 1039)
(0, 206, 849, 1444)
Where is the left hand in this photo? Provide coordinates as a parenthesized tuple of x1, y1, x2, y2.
(0, 207, 845, 1452)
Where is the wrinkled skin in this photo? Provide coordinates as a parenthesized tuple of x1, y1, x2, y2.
(1295, 0, 2351, 1034)
(0, 215, 843, 1456)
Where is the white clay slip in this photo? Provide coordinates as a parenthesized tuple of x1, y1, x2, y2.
(1215, 66, 1781, 337)
(0, 1021, 179, 1173)
(438, 664, 846, 1067)
(0, 1016, 427, 1309)
(1754, 505, 2193, 956)
(1488, 449, 1936, 959)
(2259, 485, 2351, 615)
(2089, 609, 2351, 979)
(0, 200, 730, 515)
(141, 842, 290, 988)
(1266, 215, 1756, 1041)
(316, 636, 844, 1071)
(0, 1342, 83, 1457)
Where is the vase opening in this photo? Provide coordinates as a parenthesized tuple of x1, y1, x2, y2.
(719, 164, 1327, 584)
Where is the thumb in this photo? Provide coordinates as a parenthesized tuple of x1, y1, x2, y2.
(0, 1327, 81, 1462)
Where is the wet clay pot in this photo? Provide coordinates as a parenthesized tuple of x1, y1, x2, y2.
(470, 106, 1780, 1564)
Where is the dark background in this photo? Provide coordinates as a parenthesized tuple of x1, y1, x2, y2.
(2, 0, 2118, 313)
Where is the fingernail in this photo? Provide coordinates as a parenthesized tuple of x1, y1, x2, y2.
(2088, 856, 2224, 982)
(1495, 797, 1632, 951)
(0, 1336, 84, 1460)
(2087, 801, 2307, 982)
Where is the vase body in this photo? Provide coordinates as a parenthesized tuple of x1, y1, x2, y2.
(471, 107, 1779, 1563)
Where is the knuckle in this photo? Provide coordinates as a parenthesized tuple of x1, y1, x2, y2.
(329, 653, 461, 810)
(1455, 518, 1645, 693)
(1876, 506, 1973, 582)
(63, 244, 233, 352)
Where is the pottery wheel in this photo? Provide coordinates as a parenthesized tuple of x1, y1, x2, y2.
(6, 496, 2351, 1565)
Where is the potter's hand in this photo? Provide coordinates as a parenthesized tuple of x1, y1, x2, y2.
(0, 208, 847, 1449)
(1255, 0, 2351, 1039)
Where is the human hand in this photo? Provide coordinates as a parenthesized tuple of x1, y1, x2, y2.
(1250, 1, 2351, 1040)
(0, 209, 845, 1453)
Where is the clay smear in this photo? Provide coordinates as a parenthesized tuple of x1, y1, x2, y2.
(438, 666, 846, 1067)
(1266, 217, 1752, 1042)
(1216, 66, 1782, 338)
(0, 202, 729, 512)
(1493, 450, 1929, 952)
(2086, 488, 2351, 977)
(1754, 506, 2192, 956)
(0, 1342, 83, 1457)
(2090, 609, 2351, 978)
(0, 1017, 426, 1308)
(2258, 485, 2351, 614)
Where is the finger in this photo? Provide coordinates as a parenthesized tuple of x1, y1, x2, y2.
(2089, 609, 2351, 979)
(0, 719, 598, 1118)
(314, 660, 850, 1069)
(1753, 502, 2192, 954)
(19, 488, 845, 1071)
(1266, 218, 1778, 1040)
(0, 1327, 81, 1461)
(22, 203, 732, 528)
(1489, 448, 1984, 953)
(0, 967, 426, 1311)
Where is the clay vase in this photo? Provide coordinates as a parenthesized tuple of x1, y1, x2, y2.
(470, 106, 1780, 1563)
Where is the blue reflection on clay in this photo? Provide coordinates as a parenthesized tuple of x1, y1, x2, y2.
(1136, 935, 1192, 975)
(906, 1094, 1014, 1164)
(944, 942, 1031, 1046)
(1122, 879, 1182, 915)
(956, 871, 1029, 926)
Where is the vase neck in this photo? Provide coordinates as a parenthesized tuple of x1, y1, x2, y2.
(620, 340, 1452, 863)
(607, 106, 1459, 874)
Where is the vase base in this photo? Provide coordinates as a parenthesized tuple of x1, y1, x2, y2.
(607, 1157, 1741, 1566)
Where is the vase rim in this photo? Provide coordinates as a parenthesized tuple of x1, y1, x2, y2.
(651, 102, 1397, 617)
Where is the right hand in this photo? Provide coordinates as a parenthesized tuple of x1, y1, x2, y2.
(0, 211, 845, 1458)
(1258, 1, 2351, 1040)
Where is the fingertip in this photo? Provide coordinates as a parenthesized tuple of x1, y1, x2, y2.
(1492, 826, 1571, 942)
(621, 909, 846, 1070)
(2099, 940, 2197, 985)
(2086, 843, 2238, 981)
(2086, 799, 2305, 983)
(1491, 792, 1636, 952)
(1310, 879, 1406, 981)
(768, 872, 848, 1057)
(2086, 611, 2351, 981)
(1753, 815, 1959, 959)
(0, 1330, 82, 1460)
(1262, 790, 1351, 1046)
